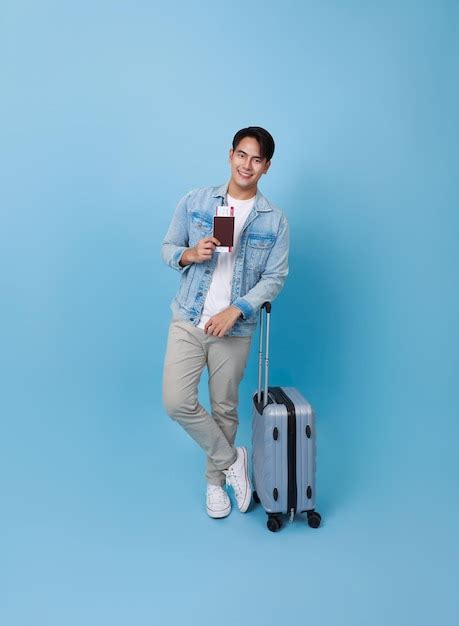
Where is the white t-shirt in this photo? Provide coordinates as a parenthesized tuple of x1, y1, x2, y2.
(197, 193, 255, 329)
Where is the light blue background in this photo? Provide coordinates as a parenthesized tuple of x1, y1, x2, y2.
(1, 1, 458, 625)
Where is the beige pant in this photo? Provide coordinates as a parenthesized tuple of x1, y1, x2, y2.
(162, 319, 252, 486)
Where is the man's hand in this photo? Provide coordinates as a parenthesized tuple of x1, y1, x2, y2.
(204, 306, 242, 337)
(181, 236, 221, 266)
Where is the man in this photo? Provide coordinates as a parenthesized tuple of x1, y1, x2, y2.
(161, 126, 289, 518)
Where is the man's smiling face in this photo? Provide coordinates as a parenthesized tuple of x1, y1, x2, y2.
(228, 136, 271, 194)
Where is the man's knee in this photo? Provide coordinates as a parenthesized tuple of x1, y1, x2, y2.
(210, 392, 239, 416)
(163, 387, 197, 422)
(163, 388, 181, 420)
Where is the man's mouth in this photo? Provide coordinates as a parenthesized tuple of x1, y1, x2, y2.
(238, 170, 252, 179)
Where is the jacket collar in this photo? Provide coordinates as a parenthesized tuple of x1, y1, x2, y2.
(211, 182, 272, 212)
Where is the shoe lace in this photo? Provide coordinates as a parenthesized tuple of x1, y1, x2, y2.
(226, 467, 243, 497)
(208, 486, 227, 504)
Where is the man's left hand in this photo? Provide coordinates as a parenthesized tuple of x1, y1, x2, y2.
(204, 306, 242, 337)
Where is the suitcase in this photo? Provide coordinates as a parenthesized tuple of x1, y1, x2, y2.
(251, 301, 322, 532)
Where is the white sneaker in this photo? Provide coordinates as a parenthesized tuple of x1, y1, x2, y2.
(206, 484, 231, 519)
(223, 447, 252, 513)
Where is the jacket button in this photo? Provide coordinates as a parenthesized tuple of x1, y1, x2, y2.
(205, 270, 210, 274)
(197, 292, 202, 297)
(189, 317, 194, 321)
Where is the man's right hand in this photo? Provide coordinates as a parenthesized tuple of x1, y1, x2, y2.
(180, 236, 221, 266)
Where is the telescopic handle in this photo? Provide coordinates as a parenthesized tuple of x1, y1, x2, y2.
(257, 301, 272, 407)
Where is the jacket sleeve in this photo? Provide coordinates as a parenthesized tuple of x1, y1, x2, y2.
(161, 190, 193, 274)
(232, 214, 289, 319)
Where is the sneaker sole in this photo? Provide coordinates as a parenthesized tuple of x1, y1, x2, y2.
(236, 447, 252, 513)
(207, 503, 231, 519)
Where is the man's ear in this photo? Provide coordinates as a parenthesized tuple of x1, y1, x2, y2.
(263, 160, 271, 174)
(229, 148, 234, 162)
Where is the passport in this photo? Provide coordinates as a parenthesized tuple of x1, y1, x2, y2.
(213, 215, 235, 247)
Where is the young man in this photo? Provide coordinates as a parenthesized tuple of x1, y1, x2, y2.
(161, 127, 289, 518)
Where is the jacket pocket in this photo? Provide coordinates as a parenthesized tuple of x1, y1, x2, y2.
(190, 211, 213, 245)
(246, 234, 275, 269)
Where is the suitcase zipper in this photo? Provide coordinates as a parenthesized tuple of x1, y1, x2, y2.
(270, 386, 297, 518)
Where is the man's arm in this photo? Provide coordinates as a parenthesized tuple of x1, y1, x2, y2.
(161, 191, 221, 271)
(161, 191, 193, 274)
(178, 248, 195, 267)
(232, 214, 289, 319)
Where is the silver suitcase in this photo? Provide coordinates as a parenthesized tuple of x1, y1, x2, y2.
(251, 302, 322, 532)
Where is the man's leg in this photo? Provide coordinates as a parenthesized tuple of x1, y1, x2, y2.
(162, 320, 237, 474)
(205, 333, 252, 486)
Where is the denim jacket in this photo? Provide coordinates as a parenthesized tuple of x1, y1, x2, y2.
(161, 182, 289, 337)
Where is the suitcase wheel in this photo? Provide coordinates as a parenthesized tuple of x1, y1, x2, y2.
(307, 511, 322, 529)
(267, 515, 282, 533)
(253, 491, 260, 504)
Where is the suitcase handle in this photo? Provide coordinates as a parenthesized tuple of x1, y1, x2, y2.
(257, 301, 271, 407)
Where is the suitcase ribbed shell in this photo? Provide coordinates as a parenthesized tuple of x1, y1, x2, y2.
(252, 386, 316, 515)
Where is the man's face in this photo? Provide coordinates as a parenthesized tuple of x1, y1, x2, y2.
(228, 136, 271, 192)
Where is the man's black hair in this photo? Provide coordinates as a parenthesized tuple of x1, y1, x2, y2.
(232, 126, 275, 162)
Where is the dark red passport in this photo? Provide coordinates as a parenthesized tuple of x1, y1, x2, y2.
(213, 216, 235, 247)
